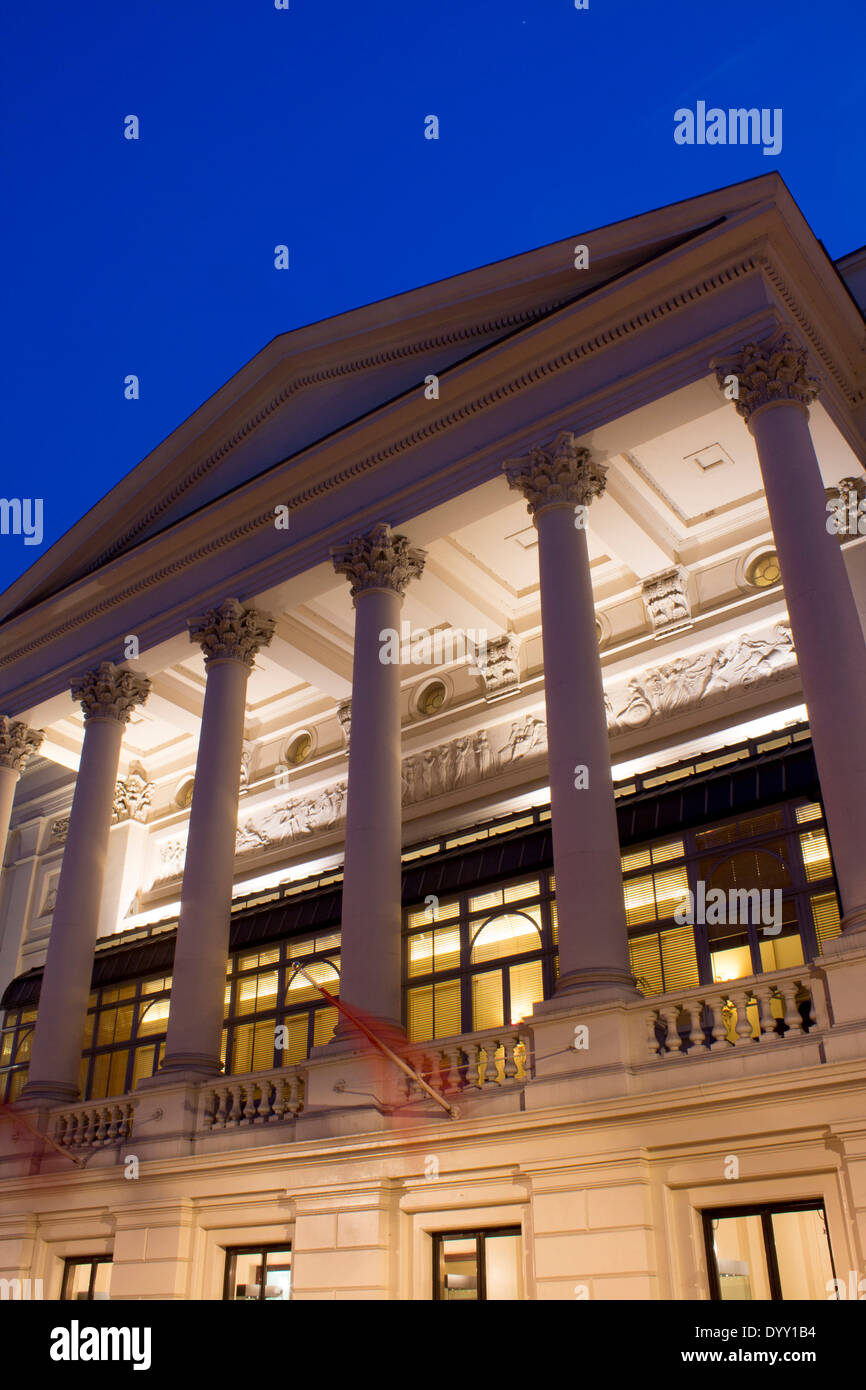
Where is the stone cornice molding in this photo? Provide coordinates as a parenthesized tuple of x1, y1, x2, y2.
(3, 244, 861, 678)
(712, 327, 821, 424)
(72, 663, 151, 724)
(0, 716, 44, 772)
(188, 598, 275, 668)
(504, 432, 607, 515)
(331, 523, 426, 598)
(88, 302, 574, 575)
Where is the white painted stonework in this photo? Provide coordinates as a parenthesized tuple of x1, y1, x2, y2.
(0, 175, 865, 1300)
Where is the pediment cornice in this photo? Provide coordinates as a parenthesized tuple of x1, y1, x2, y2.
(2, 187, 864, 710)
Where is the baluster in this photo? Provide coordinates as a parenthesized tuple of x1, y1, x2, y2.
(434, 1051, 449, 1093)
(503, 1036, 519, 1081)
(455, 1047, 470, 1090)
(647, 1009, 661, 1057)
(752, 985, 774, 1042)
(694, 999, 711, 1050)
(289, 1074, 304, 1114)
(781, 982, 801, 1035)
(734, 992, 753, 1043)
(271, 1079, 287, 1123)
(94, 1108, 108, 1146)
(255, 1078, 272, 1123)
(720, 996, 738, 1045)
(55, 1114, 69, 1148)
(793, 979, 816, 1033)
(225, 1083, 242, 1127)
(674, 1003, 693, 1054)
(766, 986, 786, 1039)
(241, 1083, 256, 1124)
(213, 1087, 228, 1129)
(119, 1105, 133, 1142)
(484, 1041, 500, 1086)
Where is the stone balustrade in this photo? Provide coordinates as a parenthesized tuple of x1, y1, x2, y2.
(641, 963, 829, 1059)
(202, 1066, 306, 1130)
(403, 1027, 529, 1100)
(53, 1101, 135, 1150)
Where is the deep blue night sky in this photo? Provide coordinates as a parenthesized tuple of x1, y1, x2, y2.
(1, 0, 864, 598)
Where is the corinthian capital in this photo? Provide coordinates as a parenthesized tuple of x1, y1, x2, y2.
(713, 328, 821, 424)
(188, 598, 275, 667)
(331, 523, 426, 598)
(0, 717, 44, 772)
(72, 663, 151, 724)
(503, 432, 607, 516)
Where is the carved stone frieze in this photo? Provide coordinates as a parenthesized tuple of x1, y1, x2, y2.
(642, 567, 692, 637)
(336, 700, 352, 743)
(113, 763, 154, 823)
(476, 634, 521, 700)
(606, 624, 795, 731)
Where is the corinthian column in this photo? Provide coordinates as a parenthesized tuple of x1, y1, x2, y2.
(332, 523, 426, 1028)
(0, 717, 44, 869)
(714, 329, 866, 938)
(505, 433, 636, 1000)
(158, 599, 274, 1078)
(22, 665, 150, 1103)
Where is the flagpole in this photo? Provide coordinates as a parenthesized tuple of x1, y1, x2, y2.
(287, 963, 456, 1117)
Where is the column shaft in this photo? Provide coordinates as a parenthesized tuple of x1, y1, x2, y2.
(751, 401, 866, 929)
(161, 658, 250, 1072)
(536, 504, 633, 991)
(24, 717, 126, 1101)
(340, 586, 404, 1025)
(155, 598, 273, 1080)
(504, 433, 636, 1002)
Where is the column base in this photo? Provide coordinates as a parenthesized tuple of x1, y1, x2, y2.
(18, 1079, 80, 1106)
(147, 1052, 223, 1082)
(544, 965, 642, 1007)
(820, 904, 866, 956)
(321, 1015, 406, 1058)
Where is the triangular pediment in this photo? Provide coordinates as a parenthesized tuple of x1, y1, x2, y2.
(0, 174, 806, 621)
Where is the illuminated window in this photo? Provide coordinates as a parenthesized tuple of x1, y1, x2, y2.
(433, 1228, 523, 1301)
(703, 1202, 835, 1301)
(404, 876, 555, 1041)
(223, 1246, 292, 1301)
(61, 1257, 113, 1301)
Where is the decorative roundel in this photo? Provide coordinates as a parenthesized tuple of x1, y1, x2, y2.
(745, 550, 781, 589)
(417, 679, 447, 717)
(286, 731, 313, 766)
(175, 777, 195, 809)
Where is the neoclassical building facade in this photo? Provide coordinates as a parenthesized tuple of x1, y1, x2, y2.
(1, 173, 865, 1301)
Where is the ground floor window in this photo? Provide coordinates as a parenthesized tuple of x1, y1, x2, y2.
(61, 1256, 112, 1300)
(433, 1227, 523, 1300)
(223, 1246, 292, 1300)
(703, 1201, 836, 1300)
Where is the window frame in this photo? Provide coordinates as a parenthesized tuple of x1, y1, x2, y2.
(222, 1244, 293, 1301)
(701, 1200, 836, 1301)
(432, 1226, 522, 1302)
(61, 1255, 113, 1301)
